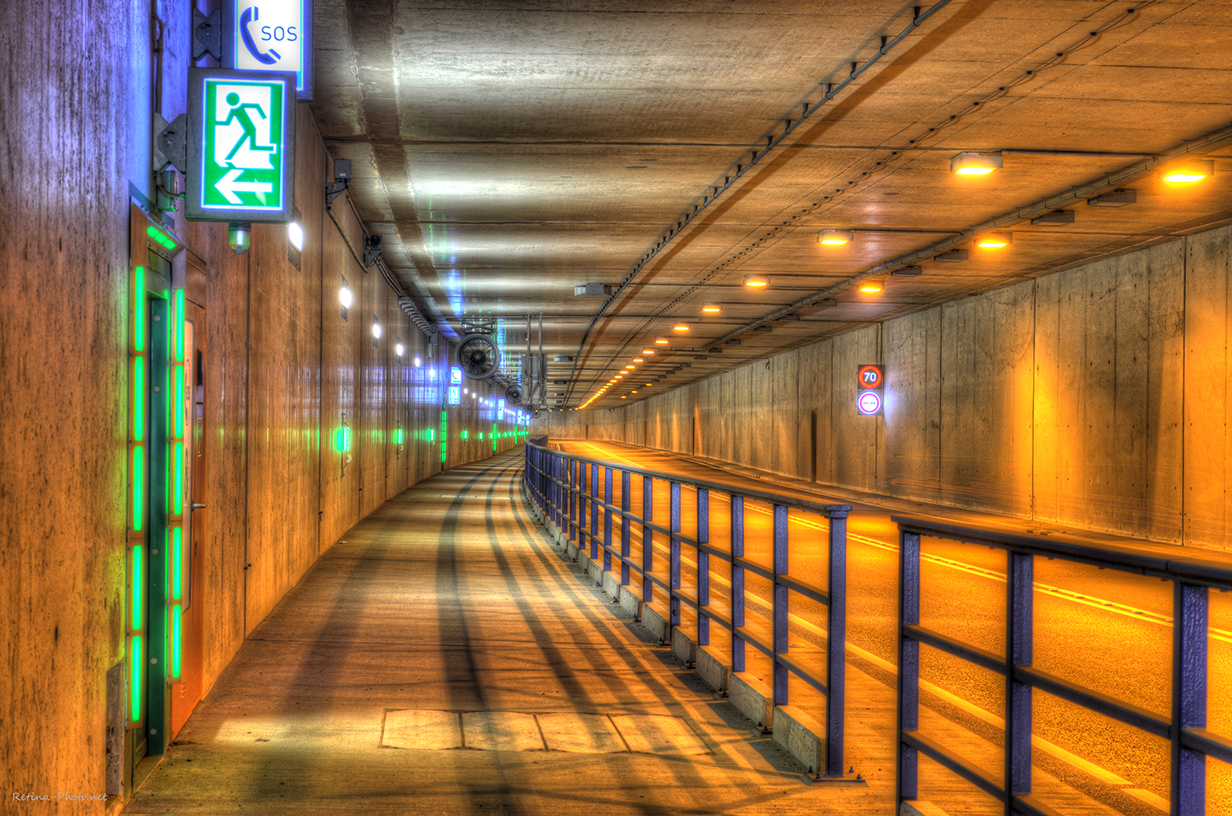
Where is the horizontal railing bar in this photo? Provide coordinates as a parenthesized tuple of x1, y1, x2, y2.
(736, 626, 776, 660)
(1012, 794, 1070, 816)
(776, 651, 829, 696)
(904, 624, 1005, 674)
(529, 442, 853, 519)
(776, 573, 829, 606)
(892, 515, 1232, 589)
(1182, 727, 1232, 765)
(1016, 666, 1171, 738)
(902, 730, 1005, 802)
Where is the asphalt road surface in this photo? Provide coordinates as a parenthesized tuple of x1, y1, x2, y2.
(549, 441, 1232, 816)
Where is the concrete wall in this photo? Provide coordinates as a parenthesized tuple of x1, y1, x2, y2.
(541, 232, 1231, 552)
(0, 0, 522, 811)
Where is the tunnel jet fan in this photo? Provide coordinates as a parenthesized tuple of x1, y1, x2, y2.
(505, 384, 523, 405)
(455, 333, 502, 381)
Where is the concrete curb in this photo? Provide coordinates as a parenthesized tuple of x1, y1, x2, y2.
(772, 705, 824, 775)
(730, 673, 773, 730)
(523, 481, 837, 779)
(697, 646, 729, 693)
(671, 627, 696, 666)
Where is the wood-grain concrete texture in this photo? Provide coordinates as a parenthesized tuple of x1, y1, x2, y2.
(0, 0, 523, 810)
(123, 451, 896, 816)
(541, 227, 1232, 552)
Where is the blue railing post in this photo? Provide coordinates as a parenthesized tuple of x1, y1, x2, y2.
(620, 471, 631, 586)
(772, 503, 789, 708)
(642, 477, 654, 604)
(825, 505, 850, 777)
(601, 467, 612, 570)
(1173, 581, 1208, 816)
(898, 529, 921, 805)
(731, 495, 745, 673)
(1007, 551, 1033, 811)
(669, 481, 682, 634)
(589, 463, 599, 561)
(697, 487, 710, 647)
(567, 459, 576, 544)
(577, 462, 587, 547)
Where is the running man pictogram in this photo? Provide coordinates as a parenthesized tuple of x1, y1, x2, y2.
(220, 92, 276, 163)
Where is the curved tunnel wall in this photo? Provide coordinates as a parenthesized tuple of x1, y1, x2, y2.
(0, 0, 521, 806)
(542, 231, 1232, 553)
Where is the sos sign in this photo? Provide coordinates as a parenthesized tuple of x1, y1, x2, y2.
(225, 0, 314, 101)
(857, 364, 884, 416)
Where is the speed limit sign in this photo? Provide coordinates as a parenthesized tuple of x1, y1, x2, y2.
(857, 365, 883, 389)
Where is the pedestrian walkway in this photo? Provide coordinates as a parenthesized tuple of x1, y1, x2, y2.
(123, 449, 894, 815)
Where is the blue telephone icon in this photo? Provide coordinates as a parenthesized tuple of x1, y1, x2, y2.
(240, 6, 280, 65)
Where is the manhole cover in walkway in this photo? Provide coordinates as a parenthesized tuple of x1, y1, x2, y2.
(381, 710, 709, 755)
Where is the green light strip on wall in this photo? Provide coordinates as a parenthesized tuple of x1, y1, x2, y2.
(133, 267, 145, 353)
(174, 290, 185, 362)
(173, 366, 183, 438)
(132, 448, 144, 532)
(130, 635, 143, 724)
(133, 357, 145, 443)
(169, 606, 182, 681)
(146, 224, 177, 252)
(132, 544, 144, 631)
(171, 527, 182, 602)
(172, 445, 183, 515)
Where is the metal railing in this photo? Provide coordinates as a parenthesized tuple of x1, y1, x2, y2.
(525, 441, 853, 777)
(894, 515, 1232, 816)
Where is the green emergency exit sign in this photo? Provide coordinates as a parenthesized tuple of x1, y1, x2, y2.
(186, 68, 296, 223)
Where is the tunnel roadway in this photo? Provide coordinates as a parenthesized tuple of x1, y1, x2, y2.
(549, 440, 1232, 816)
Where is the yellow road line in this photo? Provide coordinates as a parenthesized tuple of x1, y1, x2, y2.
(563, 444, 1232, 644)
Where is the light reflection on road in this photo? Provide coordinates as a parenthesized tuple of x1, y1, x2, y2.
(553, 441, 1232, 815)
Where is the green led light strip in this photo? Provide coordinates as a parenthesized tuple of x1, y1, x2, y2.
(129, 635, 143, 725)
(128, 263, 148, 726)
(166, 287, 188, 685)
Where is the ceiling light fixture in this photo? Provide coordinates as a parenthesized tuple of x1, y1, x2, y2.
(673, 323, 690, 332)
(891, 266, 923, 277)
(858, 280, 884, 294)
(1162, 159, 1213, 183)
(642, 348, 655, 355)
(743, 274, 770, 288)
(950, 152, 1003, 175)
(1087, 189, 1137, 207)
(1031, 210, 1075, 226)
(633, 358, 644, 363)
(976, 233, 1012, 248)
(934, 249, 969, 262)
(818, 229, 854, 246)
(701, 303, 721, 313)
(655, 337, 669, 345)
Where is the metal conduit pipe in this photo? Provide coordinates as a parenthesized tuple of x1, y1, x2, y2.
(701, 122, 1232, 352)
(397, 296, 437, 338)
(563, 0, 957, 402)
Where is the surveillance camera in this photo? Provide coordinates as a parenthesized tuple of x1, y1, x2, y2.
(363, 234, 383, 267)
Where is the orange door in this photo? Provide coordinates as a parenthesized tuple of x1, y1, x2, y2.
(170, 302, 206, 738)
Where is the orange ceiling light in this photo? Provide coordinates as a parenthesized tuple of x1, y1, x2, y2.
(950, 152, 1003, 175)
(818, 229, 853, 246)
(976, 232, 1012, 248)
(642, 348, 655, 355)
(673, 322, 690, 332)
(701, 303, 721, 313)
(743, 274, 770, 288)
(1162, 159, 1213, 183)
(858, 280, 884, 294)
(654, 337, 670, 345)
(633, 357, 644, 362)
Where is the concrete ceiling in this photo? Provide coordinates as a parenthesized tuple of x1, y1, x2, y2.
(312, 0, 1232, 410)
